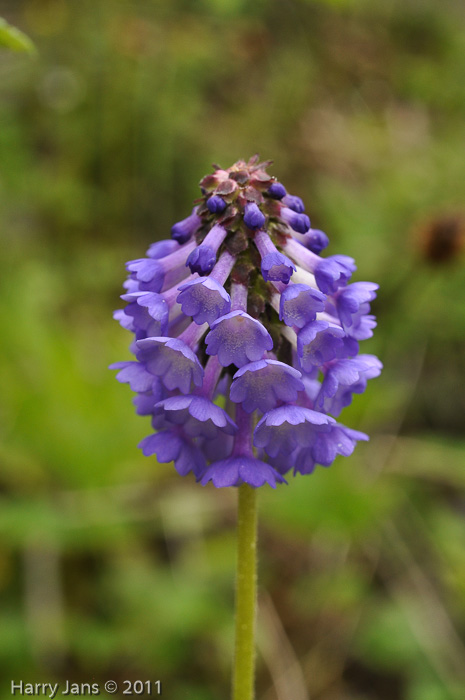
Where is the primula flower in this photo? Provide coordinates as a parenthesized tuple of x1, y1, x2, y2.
(111, 156, 382, 488)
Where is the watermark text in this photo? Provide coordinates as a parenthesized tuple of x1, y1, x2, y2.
(11, 681, 162, 697)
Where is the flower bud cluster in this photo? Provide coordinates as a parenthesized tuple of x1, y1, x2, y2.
(112, 156, 382, 488)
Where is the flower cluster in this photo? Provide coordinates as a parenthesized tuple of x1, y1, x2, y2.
(111, 156, 381, 488)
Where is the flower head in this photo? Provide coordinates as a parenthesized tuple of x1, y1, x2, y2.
(112, 156, 381, 487)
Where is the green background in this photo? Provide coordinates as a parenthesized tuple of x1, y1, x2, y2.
(1, 1, 465, 698)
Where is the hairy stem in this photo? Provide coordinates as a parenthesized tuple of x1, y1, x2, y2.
(233, 483, 258, 700)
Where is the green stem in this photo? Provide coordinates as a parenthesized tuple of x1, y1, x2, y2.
(233, 483, 258, 700)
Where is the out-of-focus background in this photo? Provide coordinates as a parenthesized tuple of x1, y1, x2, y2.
(1, 1, 465, 698)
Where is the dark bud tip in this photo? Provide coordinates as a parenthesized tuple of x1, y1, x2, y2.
(244, 202, 266, 229)
(207, 195, 227, 214)
(268, 182, 287, 199)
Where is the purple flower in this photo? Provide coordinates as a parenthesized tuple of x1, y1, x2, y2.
(201, 456, 286, 488)
(279, 284, 326, 329)
(315, 255, 357, 294)
(121, 292, 169, 337)
(291, 424, 369, 475)
(126, 258, 163, 287)
(316, 355, 383, 416)
(186, 223, 227, 274)
(133, 380, 165, 415)
(201, 404, 286, 487)
(200, 432, 235, 462)
(282, 194, 305, 213)
(154, 395, 237, 438)
(261, 252, 296, 283)
(244, 202, 266, 229)
(285, 423, 369, 474)
(230, 359, 304, 413)
(254, 229, 296, 283)
(281, 207, 311, 233)
(136, 292, 169, 320)
(335, 282, 378, 330)
(177, 277, 231, 326)
(254, 405, 334, 458)
(139, 429, 206, 477)
(110, 361, 154, 392)
(293, 449, 316, 475)
(113, 308, 134, 332)
(136, 336, 204, 393)
(126, 240, 196, 293)
(186, 246, 216, 275)
(171, 208, 201, 243)
(268, 182, 287, 199)
(302, 229, 329, 254)
(207, 195, 227, 213)
(265, 450, 298, 476)
(310, 424, 368, 467)
(346, 310, 377, 340)
(282, 237, 321, 274)
(206, 311, 273, 367)
(297, 320, 357, 370)
(146, 239, 179, 259)
(112, 157, 381, 487)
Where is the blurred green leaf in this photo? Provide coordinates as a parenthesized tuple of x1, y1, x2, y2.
(0, 17, 35, 53)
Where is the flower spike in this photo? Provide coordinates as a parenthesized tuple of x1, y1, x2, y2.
(112, 157, 382, 487)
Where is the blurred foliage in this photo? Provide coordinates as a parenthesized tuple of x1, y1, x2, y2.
(1, 0, 465, 699)
(0, 16, 34, 53)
